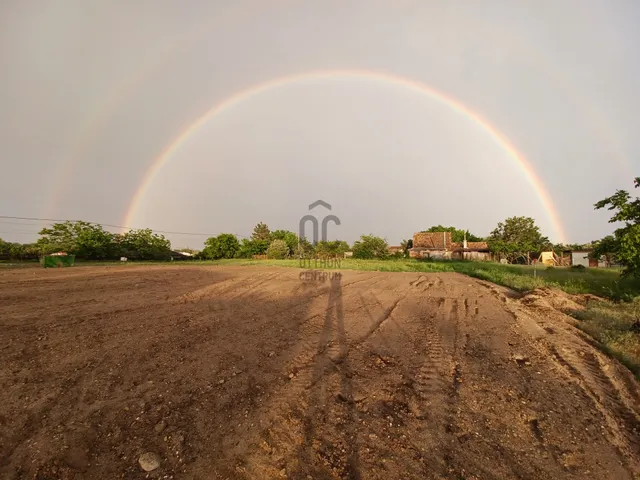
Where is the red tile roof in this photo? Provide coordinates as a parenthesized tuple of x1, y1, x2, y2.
(413, 232, 453, 249)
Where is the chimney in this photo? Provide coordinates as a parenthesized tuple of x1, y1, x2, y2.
(463, 231, 468, 249)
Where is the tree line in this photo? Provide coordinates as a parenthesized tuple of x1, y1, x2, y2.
(0, 221, 172, 260)
(1, 177, 638, 276)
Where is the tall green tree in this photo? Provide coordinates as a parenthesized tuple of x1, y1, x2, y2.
(421, 225, 483, 243)
(487, 216, 551, 264)
(594, 177, 640, 276)
(251, 222, 271, 242)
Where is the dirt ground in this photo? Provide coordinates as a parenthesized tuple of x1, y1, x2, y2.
(0, 265, 638, 480)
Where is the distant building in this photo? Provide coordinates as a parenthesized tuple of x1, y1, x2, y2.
(387, 245, 404, 255)
(570, 251, 590, 268)
(409, 232, 492, 261)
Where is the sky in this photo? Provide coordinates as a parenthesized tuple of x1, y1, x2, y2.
(1, 0, 639, 248)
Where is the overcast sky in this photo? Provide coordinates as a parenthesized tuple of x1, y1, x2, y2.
(1, 1, 639, 248)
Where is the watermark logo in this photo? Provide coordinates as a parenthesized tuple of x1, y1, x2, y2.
(299, 200, 340, 245)
(298, 270, 342, 282)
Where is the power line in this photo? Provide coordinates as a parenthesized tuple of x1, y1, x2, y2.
(0, 215, 248, 238)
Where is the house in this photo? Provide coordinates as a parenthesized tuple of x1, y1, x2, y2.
(451, 240, 492, 261)
(410, 232, 454, 259)
(409, 232, 492, 261)
(387, 245, 404, 255)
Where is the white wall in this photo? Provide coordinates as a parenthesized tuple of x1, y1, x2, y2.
(571, 252, 590, 267)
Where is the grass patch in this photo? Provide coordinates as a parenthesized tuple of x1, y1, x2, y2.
(570, 299, 640, 378)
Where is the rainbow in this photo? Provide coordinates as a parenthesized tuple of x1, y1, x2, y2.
(123, 69, 567, 242)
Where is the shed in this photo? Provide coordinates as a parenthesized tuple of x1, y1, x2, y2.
(571, 251, 590, 268)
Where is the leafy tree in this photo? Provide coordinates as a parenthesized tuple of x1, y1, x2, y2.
(116, 229, 171, 260)
(0, 238, 9, 257)
(37, 221, 115, 259)
(8, 243, 25, 260)
(594, 177, 640, 276)
(421, 226, 483, 243)
(266, 239, 290, 259)
(236, 238, 269, 258)
(590, 235, 618, 268)
(270, 230, 298, 255)
(487, 216, 551, 264)
(314, 240, 350, 257)
(294, 237, 314, 257)
(352, 235, 389, 259)
(201, 234, 240, 260)
(251, 222, 271, 242)
(400, 238, 413, 256)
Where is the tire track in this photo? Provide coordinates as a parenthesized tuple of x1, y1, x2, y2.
(548, 344, 640, 471)
(406, 295, 465, 476)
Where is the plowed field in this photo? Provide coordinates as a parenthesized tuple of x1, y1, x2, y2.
(1, 265, 638, 479)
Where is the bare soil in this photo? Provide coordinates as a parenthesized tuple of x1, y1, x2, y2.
(0, 265, 638, 479)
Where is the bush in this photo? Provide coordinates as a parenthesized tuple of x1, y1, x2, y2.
(352, 235, 389, 259)
(236, 239, 269, 258)
(571, 264, 586, 271)
(266, 239, 289, 259)
(201, 234, 240, 260)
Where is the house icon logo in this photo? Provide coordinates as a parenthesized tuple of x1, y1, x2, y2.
(299, 200, 341, 245)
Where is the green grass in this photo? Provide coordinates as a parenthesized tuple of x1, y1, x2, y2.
(570, 299, 640, 378)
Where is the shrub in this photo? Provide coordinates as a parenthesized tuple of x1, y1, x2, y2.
(266, 239, 289, 259)
(236, 239, 269, 258)
(201, 234, 240, 260)
(352, 235, 389, 259)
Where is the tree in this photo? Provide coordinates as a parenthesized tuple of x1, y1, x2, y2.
(251, 222, 271, 242)
(270, 230, 298, 256)
(116, 229, 171, 260)
(352, 235, 389, 259)
(594, 177, 640, 276)
(201, 234, 240, 260)
(236, 238, 269, 258)
(487, 216, 551, 264)
(37, 221, 115, 259)
(294, 237, 314, 257)
(266, 239, 289, 259)
(0, 238, 9, 258)
(421, 226, 483, 243)
(400, 238, 413, 256)
(590, 235, 617, 268)
(314, 240, 350, 257)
